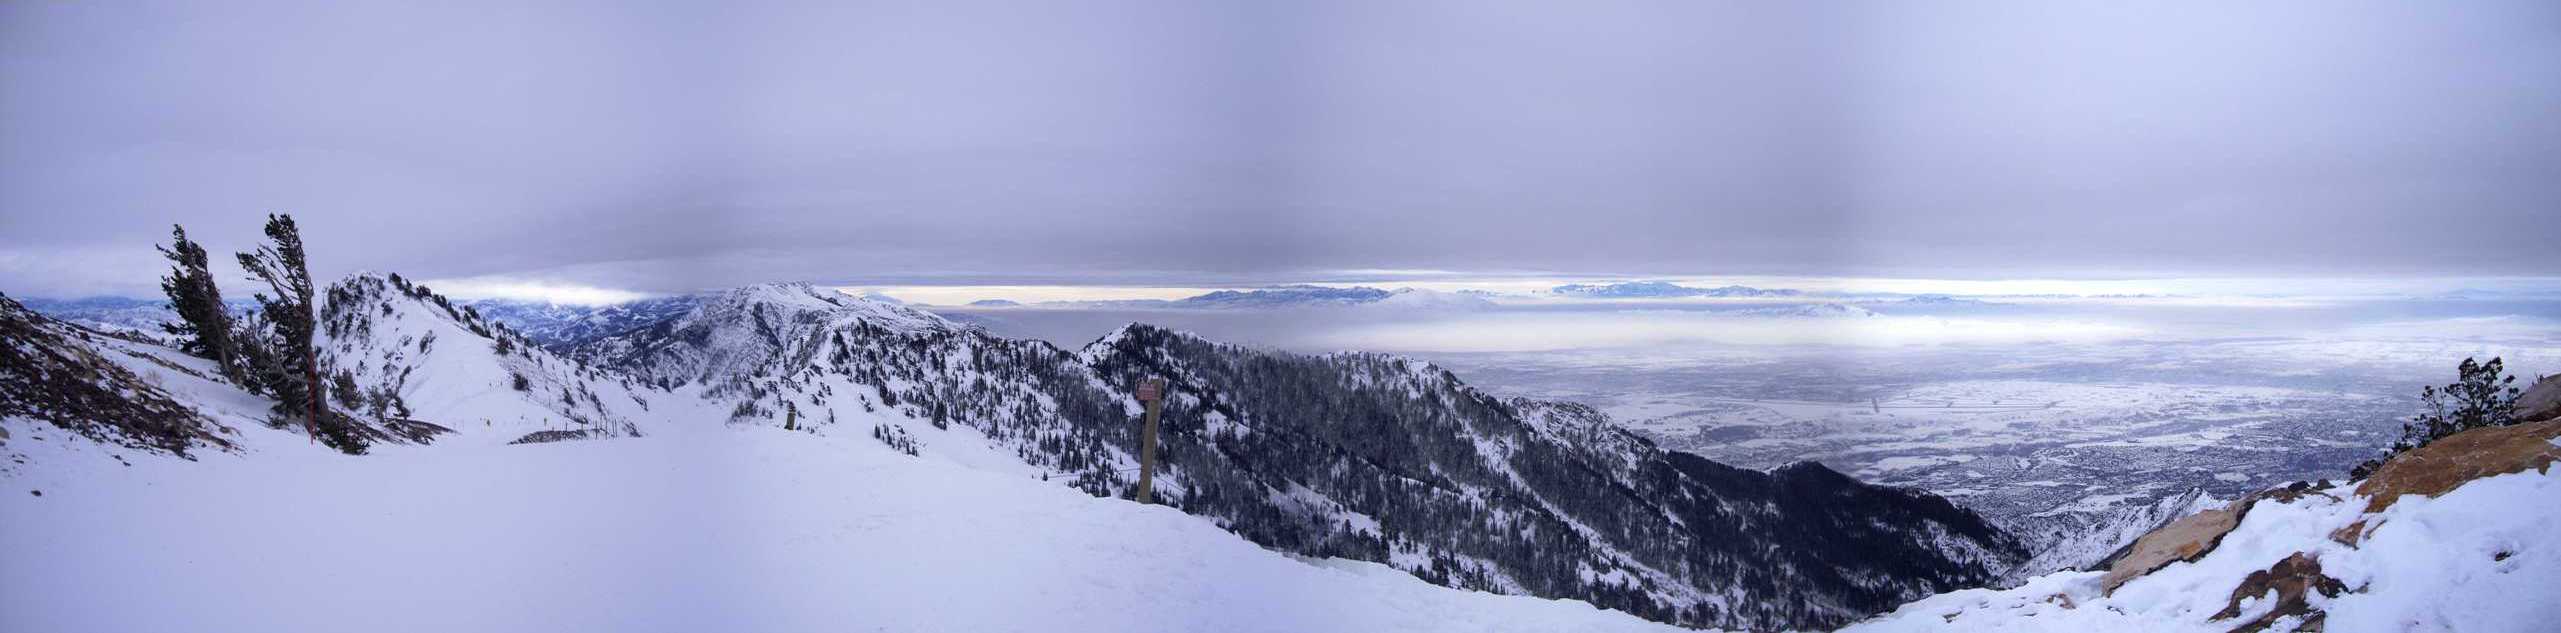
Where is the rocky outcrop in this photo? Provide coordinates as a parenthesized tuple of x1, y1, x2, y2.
(2095, 498, 2249, 593)
(1847, 419, 2561, 632)
(2516, 373, 2561, 423)
(2356, 418, 2560, 512)
(2211, 552, 2345, 633)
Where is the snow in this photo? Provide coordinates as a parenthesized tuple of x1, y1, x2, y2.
(0, 426, 1688, 633)
(1843, 467, 2561, 632)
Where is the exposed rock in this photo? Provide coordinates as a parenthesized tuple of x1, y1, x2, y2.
(2517, 374, 2561, 423)
(2212, 552, 2345, 633)
(2355, 418, 2561, 512)
(2098, 497, 2252, 593)
(2328, 519, 2368, 548)
(508, 429, 601, 445)
(380, 418, 455, 443)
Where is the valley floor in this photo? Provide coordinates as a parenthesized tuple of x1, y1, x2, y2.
(0, 424, 1684, 633)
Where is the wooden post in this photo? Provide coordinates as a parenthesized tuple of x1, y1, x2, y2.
(305, 348, 321, 444)
(1134, 378, 1164, 504)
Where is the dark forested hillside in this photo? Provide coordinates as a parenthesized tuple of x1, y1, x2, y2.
(1083, 323, 2026, 629)
(571, 286, 2027, 630)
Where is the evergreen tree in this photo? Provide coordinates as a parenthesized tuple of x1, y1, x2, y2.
(2353, 356, 2523, 478)
(236, 213, 366, 453)
(2400, 356, 2522, 450)
(228, 308, 280, 396)
(155, 224, 238, 379)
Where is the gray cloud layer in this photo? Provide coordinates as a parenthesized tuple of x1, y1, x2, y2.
(4, 0, 2556, 297)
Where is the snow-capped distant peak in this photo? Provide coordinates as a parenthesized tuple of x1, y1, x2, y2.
(704, 282, 954, 333)
(1729, 302, 1879, 318)
(1369, 288, 1497, 311)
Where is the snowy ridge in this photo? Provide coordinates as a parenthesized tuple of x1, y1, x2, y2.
(1847, 420, 2561, 632)
(10, 277, 2027, 632)
(1, 293, 240, 459)
(572, 282, 960, 387)
(575, 284, 1138, 490)
(318, 274, 668, 445)
(566, 294, 2026, 630)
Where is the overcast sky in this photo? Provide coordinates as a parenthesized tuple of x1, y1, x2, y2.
(3, 1, 2556, 299)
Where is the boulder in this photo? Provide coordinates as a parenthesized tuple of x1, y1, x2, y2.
(2211, 552, 2346, 633)
(2356, 418, 2561, 512)
(2099, 497, 2252, 593)
(2517, 374, 2561, 423)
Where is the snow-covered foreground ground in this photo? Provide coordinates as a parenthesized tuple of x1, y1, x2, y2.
(0, 426, 1683, 633)
(1844, 466, 2561, 632)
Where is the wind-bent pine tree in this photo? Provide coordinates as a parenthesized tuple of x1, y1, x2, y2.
(156, 224, 238, 380)
(2351, 356, 2524, 479)
(236, 213, 366, 453)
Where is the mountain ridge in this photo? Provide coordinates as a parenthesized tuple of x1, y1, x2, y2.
(9, 274, 2024, 631)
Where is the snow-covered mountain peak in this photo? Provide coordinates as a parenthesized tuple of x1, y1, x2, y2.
(319, 274, 659, 445)
(700, 282, 955, 334)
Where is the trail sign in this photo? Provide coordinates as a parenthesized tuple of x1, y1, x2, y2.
(1134, 379, 1165, 504)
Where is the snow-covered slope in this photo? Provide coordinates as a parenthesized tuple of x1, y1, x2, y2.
(2007, 488, 2223, 580)
(1845, 420, 2561, 632)
(573, 282, 960, 387)
(8, 278, 2030, 631)
(319, 275, 673, 445)
(1849, 470, 2558, 632)
(1, 293, 240, 459)
(0, 426, 1688, 633)
(564, 286, 2027, 630)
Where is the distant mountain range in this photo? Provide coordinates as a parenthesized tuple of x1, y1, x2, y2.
(463, 295, 706, 351)
(955, 285, 1492, 311)
(13, 296, 258, 336)
(1549, 281, 1803, 298)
